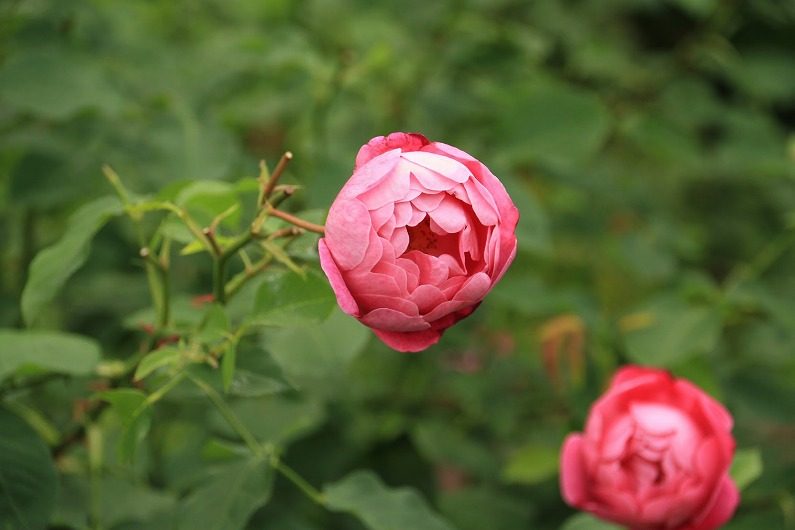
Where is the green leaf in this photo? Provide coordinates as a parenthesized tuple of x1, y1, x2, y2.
(560, 513, 622, 530)
(225, 369, 289, 398)
(21, 196, 122, 326)
(730, 448, 763, 491)
(622, 300, 722, 367)
(177, 456, 273, 530)
(0, 407, 57, 530)
(324, 470, 456, 530)
(250, 270, 336, 327)
(502, 443, 560, 485)
(174, 181, 240, 228)
(99, 389, 152, 461)
(0, 329, 101, 381)
(260, 239, 305, 276)
(262, 308, 370, 394)
(134, 347, 182, 381)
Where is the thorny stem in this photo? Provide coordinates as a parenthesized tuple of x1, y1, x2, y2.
(268, 207, 326, 234)
(187, 371, 261, 454)
(261, 151, 293, 204)
(140, 247, 170, 327)
(271, 456, 327, 506)
(187, 371, 326, 505)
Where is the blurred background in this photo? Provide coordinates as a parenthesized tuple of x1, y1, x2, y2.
(1, 0, 794, 529)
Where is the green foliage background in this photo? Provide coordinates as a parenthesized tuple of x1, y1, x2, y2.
(1, 0, 794, 529)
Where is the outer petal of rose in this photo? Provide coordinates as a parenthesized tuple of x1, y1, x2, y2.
(453, 272, 491, 303)
(354, 132, 430, 169)
(677, 379, 734, 433)
(340, 148, 402, 200)
(611, 365, 667, 388)
(325, 198, 373, 270)
(678, 476, 739, 530)
(318, 239, 360, 317)
(372, 328, 441, 353)
(360, 307, 431, 332)
(425, 142, 518, 221)
(560, 434, 590, 507)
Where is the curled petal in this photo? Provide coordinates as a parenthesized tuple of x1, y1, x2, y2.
(318, 239, 360, 316)
(560, 434, 590, 507)
(355, 132, 429, 169)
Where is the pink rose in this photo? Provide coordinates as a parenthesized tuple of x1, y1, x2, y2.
(318, 132, 519, 352)
(560, 366, 739, 530)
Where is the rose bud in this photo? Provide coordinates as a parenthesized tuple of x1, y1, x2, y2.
(318, 132, 519, 352)
(560, 366, 739, 530)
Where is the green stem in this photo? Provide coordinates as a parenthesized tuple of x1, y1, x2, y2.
(212, 257, 227, 305)
(271, 456, 326, 506)
(186, 371, 261, 454)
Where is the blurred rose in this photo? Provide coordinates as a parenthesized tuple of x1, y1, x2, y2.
(560, 366, 738, 530)
(319, 132, 519, 352)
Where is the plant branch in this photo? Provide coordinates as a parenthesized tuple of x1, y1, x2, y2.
(186, 371, 262, 454)
(271, 456, 326, 506)
(268, 208, 325, 235)
(261, 151, 293, 204)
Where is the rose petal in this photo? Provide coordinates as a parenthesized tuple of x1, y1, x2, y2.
(409, 284, 448, 315)
(357, 229, 386, 272)
(390, 227, 410, 255)
(370, 202, 394, 231)
(357, 294, 419, 316)
(393, 201, 414, 227)
(371, 261, 410, 295)
(600, 415, 634, 461)
(318, 239, 360, 316)
(324, 198, 373, 270)
(372, 328, 441, 352)
(360, 307, 430, 332)
(452, 272, 491, 303)
(412, 192, 446, 212)
(423, 298, 468, 322)
(406, 251, 450, 286)
(462, 178, 499, 226)
(560, 434, 590, 507)
(355, 132, 430, 169)
(429, 194, 468, 233)
(358, 164, 412, 210)
(340, 148, 402, 200)
(395, 257, 420, 292)
(679, 475, 739, 530)
(345, 271, 402, 298)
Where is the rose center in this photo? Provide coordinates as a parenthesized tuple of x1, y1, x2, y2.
(405, 217, 460, 259)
